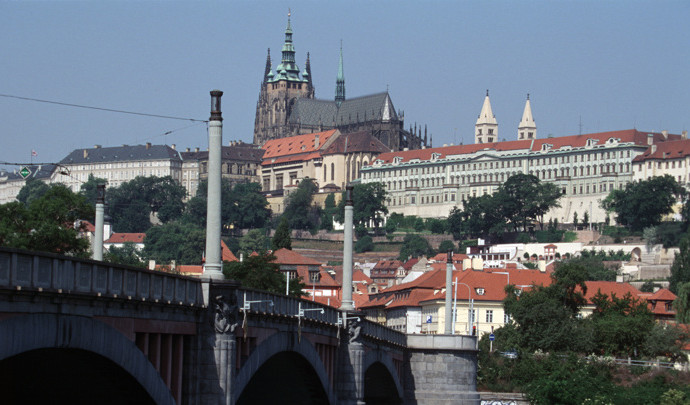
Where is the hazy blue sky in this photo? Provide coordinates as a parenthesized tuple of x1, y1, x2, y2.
(1, 1, 689, 171)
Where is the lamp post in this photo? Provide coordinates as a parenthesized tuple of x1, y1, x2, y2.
(453, 281, 473, 334)
(203, 90, 224, 279)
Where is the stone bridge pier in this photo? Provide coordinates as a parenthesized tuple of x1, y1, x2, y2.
(188, 280, 479, 405)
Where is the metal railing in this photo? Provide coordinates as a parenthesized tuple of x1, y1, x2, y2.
(237, 287, 340, 325)
(0, 247, 203, 307)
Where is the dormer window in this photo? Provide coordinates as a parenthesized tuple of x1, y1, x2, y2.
(393, 156, 403, 164)
(431, 153, 442, 161)
(475, 288, 485, 296)
(541, 144, 552, 151)
(586, 139, 598, 147)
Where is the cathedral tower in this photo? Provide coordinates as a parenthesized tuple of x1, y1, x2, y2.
(518, 94, 537, 140)
(253, 11, 314, 146)
(475, 90, 498, 144)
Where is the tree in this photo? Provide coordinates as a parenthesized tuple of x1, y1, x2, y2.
(582, 211, 589, 228)
(104, 243, 145, 267)
(573, 212, 579, 228)
(142, 222, 205, 265)
(669, 233, 690, 293)
(272, 216, 292, 250)
(438, 239, 457, 254)
(335, 182, 388, 231)
(319, 193, 337, 231)
(230, 182, 271, 229)
(79, 174, 108, 205)
(283, 178, 320, 230)
(602, 175, 685, 232)
(239, 229, 267, 257)
(673, 282, 690, 323)
(223, 252, 305, 296)
(108, 176, 187, 232)
(588, 291, 654, 356)
(16, 178, 50, 206)
(426, 218, 447, 234)
(497, 174, 561, 232)
(398, 234, 433, 261)
(355, 235, 374, 253)
(0, 184, 93, 256)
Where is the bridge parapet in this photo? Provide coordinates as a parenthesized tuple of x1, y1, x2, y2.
(0, 247, 203, 307)
(360, 318, 406, 347)
(236, 287, 340, 324)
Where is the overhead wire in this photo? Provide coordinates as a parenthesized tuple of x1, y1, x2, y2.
(0, 93, 207, 123)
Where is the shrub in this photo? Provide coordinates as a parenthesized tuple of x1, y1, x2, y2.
(355, 235, 374, 253)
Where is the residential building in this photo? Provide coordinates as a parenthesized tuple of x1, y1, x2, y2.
(253, 14, 426, 152)
(0, 164, 57, 204)
(370, 260, 405, 288)
(271, 248, 341, 300)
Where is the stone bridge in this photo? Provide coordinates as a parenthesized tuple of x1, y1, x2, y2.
(0, 247, 479, 404)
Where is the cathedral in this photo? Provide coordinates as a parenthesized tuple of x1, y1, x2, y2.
(253, 14, 427, 152)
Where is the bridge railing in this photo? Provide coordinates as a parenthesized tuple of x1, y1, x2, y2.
(237, 287, 340, 325)
(360, 318, 407, 347)
(0, 247, 203, 307)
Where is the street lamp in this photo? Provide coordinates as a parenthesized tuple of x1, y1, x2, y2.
(453, 280, 473, 335)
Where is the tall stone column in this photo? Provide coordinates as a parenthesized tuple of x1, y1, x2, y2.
(204, 90, 224, 280)
(444, 250, 453, 334)
(93, 183, 105, 261)
(340, 185, 354, 312)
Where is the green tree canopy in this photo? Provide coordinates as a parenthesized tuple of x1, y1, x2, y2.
(239, 229, 267, 257)
(283, 178, 320, 230)
(335, 182, 388, 230)
(142, 222, 205, 265)
(0, 184, 93, 256)
(104, 243, 146, 268)
(223, 252, 305, 296)
(673, 282, 690, 324)
(438, 239, 457, 254)
(16, 178, 51, 206)
(108, 176, 187, 232)
(669, 233, 690, 293)
(601, 175, 685, 231)
(272, 216, 292, 250)
(79, 174, 108, 205)
(398, 234, 434, 261)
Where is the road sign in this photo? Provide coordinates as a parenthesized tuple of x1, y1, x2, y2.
(19, 166, 31, 179)
(489, 333, 495, 341)
(426, 315, 432, 324)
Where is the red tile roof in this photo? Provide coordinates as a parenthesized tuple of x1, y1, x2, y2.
(648, 288, 677, 301)
(221, 240, 238, 262)
(272, 248, 322, 266)
(262, 130, 337, 160)
(580, 281, 642, 304)
(633, 139, 690, 162)
(105, 233, 145, 243)
(367, 130, 682, 166)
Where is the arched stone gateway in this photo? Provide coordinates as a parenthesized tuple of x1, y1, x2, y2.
(0, 314, 174, 405)
(233, 331, 335, 404)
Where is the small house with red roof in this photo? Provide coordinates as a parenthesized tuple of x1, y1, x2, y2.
(104, 232, 146, 251)
(272, 248, 341, 301)
(644, 288, 677, 322)
(370, 260, 405, 289)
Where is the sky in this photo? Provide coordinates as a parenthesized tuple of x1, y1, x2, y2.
(1, 1, 689, 172)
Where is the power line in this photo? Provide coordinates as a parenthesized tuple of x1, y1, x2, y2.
(0, 93, 207, 123)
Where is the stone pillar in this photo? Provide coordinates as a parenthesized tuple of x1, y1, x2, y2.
(204, 90, 224, 280)
(340, 185, 354, 311)
(93, 183, 105, 261)
(337, 318, 365, 405)
(404, 335, 480, 404)
(444, 250, 453, 334)
(194, 280, 239, 405)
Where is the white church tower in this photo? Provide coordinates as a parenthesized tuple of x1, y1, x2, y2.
(475, 90, 498, 144)
(518, 93, 537, 140)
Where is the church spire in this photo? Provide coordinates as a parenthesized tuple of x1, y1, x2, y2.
(518, 93, 537, 140)
(273, 9, 302, 82)
(335, 41, 345, 107)
(475, 90, 498, 144)
(263, 48, 272, 82)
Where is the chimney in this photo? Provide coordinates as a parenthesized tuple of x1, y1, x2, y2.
(83, 149, 88, 158)
(662, 130, 668, 140)
(94, 145, 101, 149)
(683, 130, 688, 140)
(171, 144, 176, 150)
(148, 260, 155, 270)
(538, 259, 546, 272)
(146, 142, 152, 150)
(195, 147, 199, 152)
(185, 148, 190, 152)
(314, 134, 320, 149)
(651, 144, 657, 154)
(647, 134, 654, 145)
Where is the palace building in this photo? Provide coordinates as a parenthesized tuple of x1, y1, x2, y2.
(361, 92, 687, 224)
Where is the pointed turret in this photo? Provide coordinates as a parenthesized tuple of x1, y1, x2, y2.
(475, 90, 498, 144)
(272, 10, 304, 82)
(518, 93, 537, 140)
(335, 41, 345, 107)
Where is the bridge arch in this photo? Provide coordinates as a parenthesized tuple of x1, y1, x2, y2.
(234, 331, 335, 404)
(363, 348, 404, 403)
(0, 313, 174, 404)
